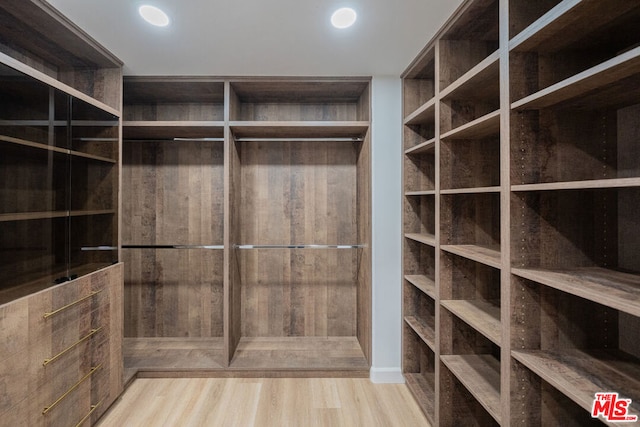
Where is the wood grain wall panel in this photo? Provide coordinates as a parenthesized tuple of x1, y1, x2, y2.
(123, 249, 224, 338)
(356, 132, 372, 362)
(238, 140, 359, 338)
(122, 140, 224, 245)
(122, 140, 224, 338)
(238, 103, 358, 121)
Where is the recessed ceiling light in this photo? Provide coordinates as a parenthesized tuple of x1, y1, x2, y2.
(331, 7, 357, 29)
(139, 5, 170, 27)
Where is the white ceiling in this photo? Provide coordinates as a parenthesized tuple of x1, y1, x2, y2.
(47, 0, 463, 77)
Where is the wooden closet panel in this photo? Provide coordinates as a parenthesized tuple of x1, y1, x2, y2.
(123, 249, 224, 338)
(239, 141, 358, 337)
(238, 103, 358, 121)
(356, 133, 372, 362)
(122, 140, 224, 245)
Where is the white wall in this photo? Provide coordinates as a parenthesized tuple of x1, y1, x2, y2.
(370, 76, 404, 383)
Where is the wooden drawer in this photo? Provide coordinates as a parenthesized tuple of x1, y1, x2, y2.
(0, 263, 123, 426)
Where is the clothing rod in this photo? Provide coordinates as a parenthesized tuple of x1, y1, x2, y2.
(81, 246, 117, 251)
(235, 244, 366, 249)
(234, 137, 363, 142)
(123, 138, 224, 142)
(122, 244, 224, 249)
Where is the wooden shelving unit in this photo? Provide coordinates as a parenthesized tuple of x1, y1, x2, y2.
(121, 77, 371, 377)
(402, 0, 640, 425)
(0, 2, 123, 425)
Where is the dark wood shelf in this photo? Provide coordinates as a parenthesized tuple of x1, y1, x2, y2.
(512, 349, 640, 420)
(405, 275, 436, 300)
(404, 138, 435, 156)
(512, 178, 640, 192)
(440, 110, 500, 140)
(230, 121, 369, 139)
(512, 47, 640, 111)
(440, 51, 500, 101)
(405, 190, 435, 196)
(404, 98, 436, 126)
(441, 244, 501, 269)
(440, 354, 501, 424)
(510, 1, 639, 53)
(0, 209, 114, 222)
(1, 134, 116, 163)
(441, 186, 500, 195)
(123, 121, 225, 139)
(512, 267, 640, 317)
(405, 316, 435, 351)
(441, 299, 501, 345)
(405, 373, 435, 426)
(405, 233, 436, 247)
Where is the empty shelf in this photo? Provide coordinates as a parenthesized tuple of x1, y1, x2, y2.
(511, 267, 640, 317)
(441, 354, 501, 424)
(405, 316, 435, 351)
(405, 233, 436, 247)
(440, 110, 500, 140)
(405, 373, 435, 425)
(404, 275, 436, 299)
(404, 98, 436, 126)
(404, 138, 436, 155)
(512, 349, 640, 419)
(441, 299, 501, 345)
(441, 245, 501, 269)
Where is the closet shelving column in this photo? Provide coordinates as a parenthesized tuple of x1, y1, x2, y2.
(401, 46, 438, 425)
(227, 79, 372, 374)
(437, 0, 502, 426)
(508, 1, 640, 424)
(121, 77, 226, 379)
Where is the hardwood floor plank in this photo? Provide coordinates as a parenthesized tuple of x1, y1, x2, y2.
(97, 378, 431, 426)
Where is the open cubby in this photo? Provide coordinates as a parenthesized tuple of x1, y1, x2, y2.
(404, 122, 435, 154)
(403, 47, 435, 120)
(439, 363, 501, 427)
(511, 188, 640, 274)
(510, 2, 640, 104)
(508, 0, 561, 41)
(511, 103, 640, 188)
(441, 193, 501, 268)
(404, 281, 436, 348)
(439, 314, 501, 424)
(404, 195, 435, 237)
(123, 78, 225, 122)
(510, 359, 604, 427)
(440, 252, 501, 345)
(403, 325, 436, 424)
(441, 134, 500, 190)
(229, 80, 370, 122)
(510, 276, 640, 423)
(439, 0, 499, 91)
(405, 155, 435, 193)
(440, 48, 500, 137)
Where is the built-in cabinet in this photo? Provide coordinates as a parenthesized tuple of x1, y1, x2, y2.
(402, 0, 640, 425)
(122, 77, 371, 377)
(0, 1, 123, 426)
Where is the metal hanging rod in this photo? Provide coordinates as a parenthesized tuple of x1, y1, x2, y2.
(235, 244, 366, 249)
(81, 246, 117, 251)
(123, 137, 225, 142)
(122, 244, 224, 249)
(234, 137, 363, 142)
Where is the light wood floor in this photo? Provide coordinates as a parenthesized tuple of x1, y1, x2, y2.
(97, 378, 431, 426)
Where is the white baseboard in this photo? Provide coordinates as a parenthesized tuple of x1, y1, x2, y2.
(369, 367, 405, 384)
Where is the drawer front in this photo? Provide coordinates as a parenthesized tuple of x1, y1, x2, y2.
(0, 263, 123, 427)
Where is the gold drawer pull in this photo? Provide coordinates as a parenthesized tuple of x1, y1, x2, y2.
(43, 327, 102, 366)
(42, 364, 102, 415)
(74, 399, 103, 427)
(43, 290, 102, 319)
